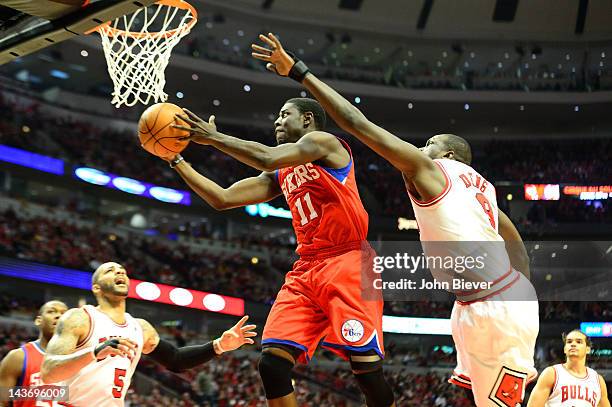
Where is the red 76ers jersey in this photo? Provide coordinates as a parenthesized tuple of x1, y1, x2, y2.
(276, 139, 368, 257)
(14, 341, 66, 407)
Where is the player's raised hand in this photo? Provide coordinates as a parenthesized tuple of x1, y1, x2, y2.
(214, 315, 257, 354)
(251, 33, 296, 76)
(172, 108, 217, 145)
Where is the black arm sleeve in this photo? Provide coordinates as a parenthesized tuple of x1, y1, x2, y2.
(147, 339, 217, 372)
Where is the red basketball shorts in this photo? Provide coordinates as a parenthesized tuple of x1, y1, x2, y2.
(262, 244, 384, 364)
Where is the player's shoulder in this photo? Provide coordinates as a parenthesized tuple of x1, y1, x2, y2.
(592, 368, 605, 382)
(57, 307, 90, 333)
(134, 318, 160, 354)
(62, 307, 88, 321)
(2, 347, 25, 364)
(134, 317, 158, 338)
(301, 131, 340, 146)
(0, 346, 25, 376)
(435, 158, 472, 171)
(134, 318, 154, 331)
(537, 365, 557, 386)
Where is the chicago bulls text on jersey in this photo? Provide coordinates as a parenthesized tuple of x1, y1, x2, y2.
(546, 364, 602, 407)
(60, 305, 143, 407)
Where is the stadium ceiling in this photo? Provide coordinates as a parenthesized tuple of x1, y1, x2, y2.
(2, 44, 611, 139)
(208, 0, 612, 42)
(0, 0, 611, 138)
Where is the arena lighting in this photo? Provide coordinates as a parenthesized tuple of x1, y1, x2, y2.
(0, 144, 64, 175)
(580, 322, 612, 337)
(130, 280, 244, 316)
(112, 177, 147, 194)
(397, 217, 418, 230)
(524, 184, 560, 201)
(75, 167, 110, 185)
(563, 185, 612, 196)
(382, 315, 451, 335)
(245, 203, 292, 219)
(74, 166, 191, 205)
(579, 192, 609, 200)
(49, 69, 69, 79)
(0, 257, 244, 316)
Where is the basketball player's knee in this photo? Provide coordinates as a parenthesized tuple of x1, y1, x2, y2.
(350, 352, 394, 407)
(349, 351, 384, 374)
(257, 350, 295, 399)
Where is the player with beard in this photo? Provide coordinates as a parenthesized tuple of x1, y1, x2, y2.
(0, 300, 68, 407)
(40, 262, 257, 407)
(165, 99, 395, 407)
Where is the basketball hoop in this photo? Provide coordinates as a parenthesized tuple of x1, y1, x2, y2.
(91, 0, 197, 108)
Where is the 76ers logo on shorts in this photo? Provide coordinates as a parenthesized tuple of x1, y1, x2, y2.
(341, 319, 364, 343)
(489, 366, 528, 407)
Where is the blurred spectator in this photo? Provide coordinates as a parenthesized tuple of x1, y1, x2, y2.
(0, 93, 610, 222)
(0, 206, 281, 303)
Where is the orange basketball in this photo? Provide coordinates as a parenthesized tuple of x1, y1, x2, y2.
(138, 103, 190, 159)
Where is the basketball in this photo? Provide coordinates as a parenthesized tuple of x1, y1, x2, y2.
(3, 1, 612, 406)
(138, 102, 190, 159)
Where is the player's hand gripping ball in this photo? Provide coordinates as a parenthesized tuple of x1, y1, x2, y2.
(138, 103, 190, 159)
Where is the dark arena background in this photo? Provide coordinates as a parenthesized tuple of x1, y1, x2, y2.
(0, 1, 610, 406)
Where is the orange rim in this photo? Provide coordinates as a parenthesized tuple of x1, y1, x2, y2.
(86, 0, 197, 38)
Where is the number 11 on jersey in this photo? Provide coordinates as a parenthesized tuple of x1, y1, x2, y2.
(295, 192, 318, 226)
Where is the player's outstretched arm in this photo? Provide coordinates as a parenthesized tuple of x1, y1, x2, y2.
(251, 33, 436, 180)
(0, 348, 24, 405)
(172, 158, 281, 210)
(138, 316, 257, 373)
(599, 375, 610, 407)
(498, 209, 530, 279)
(41, 308, 91, 383)
(173, 111, 340, 172)
(42, 308, 137, 383)
(526, 367, 555, 407)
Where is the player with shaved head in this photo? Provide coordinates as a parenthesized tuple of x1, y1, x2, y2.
(41, 262, 257, 406)
(253, 33, 539, 407)
(0, 300, 68, 407)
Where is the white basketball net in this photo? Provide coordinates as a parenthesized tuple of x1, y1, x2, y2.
(96, 2, 196, 108)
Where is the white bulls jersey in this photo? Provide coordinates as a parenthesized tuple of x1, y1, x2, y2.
(408, 158, 502, 242)
(546, 364, 602, 407)
(62, 305, 143, 407)
(414, 160, 539, 406)
(408, 159, 517, 298)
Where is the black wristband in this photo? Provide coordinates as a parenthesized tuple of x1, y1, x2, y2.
(94, 338, 120, 358)
(286, 51, 310, 83)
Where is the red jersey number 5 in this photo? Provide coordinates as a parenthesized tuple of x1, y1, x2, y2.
(112, 368, 127, 398)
